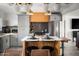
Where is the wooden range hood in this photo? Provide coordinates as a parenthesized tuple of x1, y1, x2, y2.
(30, 12, 49, 22)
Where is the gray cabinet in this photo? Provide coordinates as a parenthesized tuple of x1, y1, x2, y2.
(0, 36, 10, 52)
(10, 35, 18, 47)
(2, 36, 10, 50)
(50, 13, 62, 21)
(0, 38, 3, 52)
(0, 34, 18, 52)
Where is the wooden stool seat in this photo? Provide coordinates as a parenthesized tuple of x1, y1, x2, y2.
(26, 46, 38, 55)
(31, 49, 50, 56)
(3, 48, 22, 56)
(42, 46, 54, 55)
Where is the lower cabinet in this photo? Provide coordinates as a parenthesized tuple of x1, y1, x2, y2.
(0, 38, 3, 52)
(3, 36, 10, 50)
(0, 34, 18, 52)
(0, 36, 10, 52)
(10, 35, 18, 47)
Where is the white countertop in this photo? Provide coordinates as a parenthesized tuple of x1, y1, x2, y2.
(0, 33, 18, 37)
(21, 36, 62, 41)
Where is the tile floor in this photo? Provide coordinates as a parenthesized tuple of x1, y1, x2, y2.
(64, 41, 79, 56)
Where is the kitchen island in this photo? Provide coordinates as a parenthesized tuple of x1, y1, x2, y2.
(21, 36, 70, 56)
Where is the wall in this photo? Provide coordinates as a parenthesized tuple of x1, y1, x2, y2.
(62, 14, 79, 40)
(60, 4, 79, 38)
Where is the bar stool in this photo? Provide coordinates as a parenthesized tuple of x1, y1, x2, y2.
(27, 46, 38, 56)
(42, 46, 54, 55)
(31, 49, 50, 56)
(3, 48, 22, 56)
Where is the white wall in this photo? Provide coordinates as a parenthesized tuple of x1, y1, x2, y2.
(62, 14, 79, 39)
(62, 15, 72, 39)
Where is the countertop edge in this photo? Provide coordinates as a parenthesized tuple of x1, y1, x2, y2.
(0, 33, 18, 37)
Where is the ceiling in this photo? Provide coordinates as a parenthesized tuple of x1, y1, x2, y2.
(0, 3, 79, 17)
(60, 3, 79, 15)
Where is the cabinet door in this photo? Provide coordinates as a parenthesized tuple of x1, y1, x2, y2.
(50, 14, 61, 21)
(10, 35, 18, 47)
(2, 36, 10, 50)
(0, 38, 3, 52)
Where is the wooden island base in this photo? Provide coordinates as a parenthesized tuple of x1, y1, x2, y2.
(22, 41, 60, 56)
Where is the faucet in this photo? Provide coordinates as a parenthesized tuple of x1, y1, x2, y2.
(32, 32, 36, 39)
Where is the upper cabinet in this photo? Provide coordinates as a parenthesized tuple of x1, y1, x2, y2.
(30, 12, 49, 22)
(50, 13, 62, 21)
